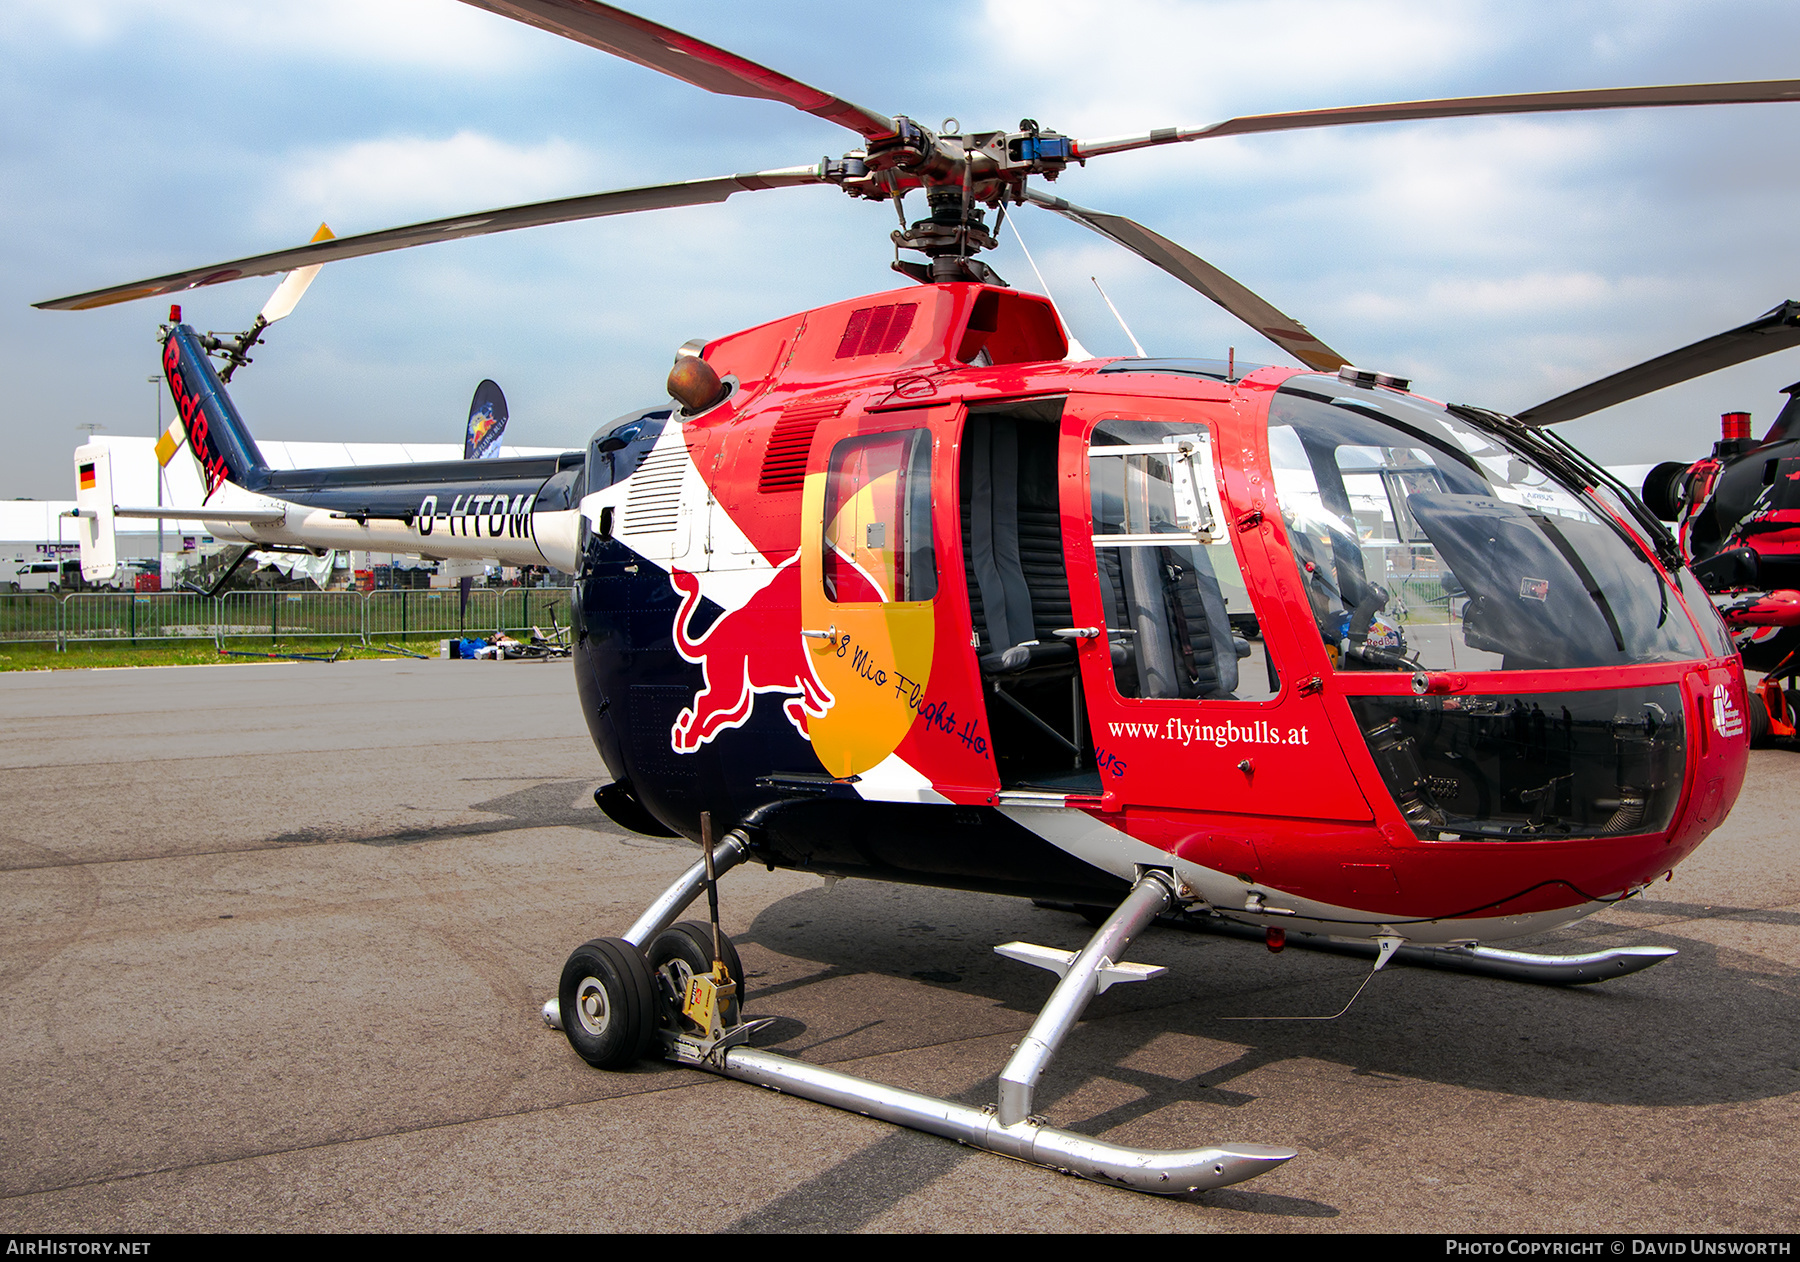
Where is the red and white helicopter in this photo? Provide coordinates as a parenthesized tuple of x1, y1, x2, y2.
(39, 0, 1784, 1196)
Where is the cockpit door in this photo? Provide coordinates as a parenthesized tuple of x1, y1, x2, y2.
(1063, 396, 1372, 821)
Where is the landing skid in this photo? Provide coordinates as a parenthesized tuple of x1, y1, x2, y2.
(1031, 902, 1677, 985)
(1191, 916, 1677, 984)
(546, 844, 1295, 1196)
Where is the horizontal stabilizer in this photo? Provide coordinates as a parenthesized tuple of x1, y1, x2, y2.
(112, 506, 287, 524)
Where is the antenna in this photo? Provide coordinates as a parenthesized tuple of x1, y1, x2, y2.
(1006, 215, 1093, 361)
(1090, 276, 1147, 358)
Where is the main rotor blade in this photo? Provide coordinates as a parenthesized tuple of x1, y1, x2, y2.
(458, 0, 895, 140)
(1077, 79, 1800, 160)
(1517, 300, 1800, 426)
(34, 166, 824, 311)
(1026, 188, 1348, 373)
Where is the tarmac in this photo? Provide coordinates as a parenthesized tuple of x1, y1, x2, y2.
(0, 656, 1796, 1234)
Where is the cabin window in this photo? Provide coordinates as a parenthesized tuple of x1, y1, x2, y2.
(823, 430, 937, 604)
(1088, 420, 1278, 701)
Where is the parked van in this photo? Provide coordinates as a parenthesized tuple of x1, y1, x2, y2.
(8, 562, 63, 593)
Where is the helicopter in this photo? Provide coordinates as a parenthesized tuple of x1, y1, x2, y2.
(38, 0, 1778, 1197)
(1514, 300, 1800, 744)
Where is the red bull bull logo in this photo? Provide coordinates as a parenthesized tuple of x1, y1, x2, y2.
(669, 553, 834, 754)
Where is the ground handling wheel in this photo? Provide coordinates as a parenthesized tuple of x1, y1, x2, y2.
(648, 921, 744, 1034)
(558, 937, 657, 1070)
(1750, 689, 1774, 748)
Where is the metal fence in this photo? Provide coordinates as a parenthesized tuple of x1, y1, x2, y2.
(0, 588, 575, 649)
(0, 593, 62, 643)
(1392, 573, 1450, 621)
(61, 591, 221, 643)
(365, 589, 502, 641)
(500, 587, 572, 637)
(219, 591, 371, 643)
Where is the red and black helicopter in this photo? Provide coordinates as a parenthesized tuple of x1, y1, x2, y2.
(39, 0, 1788, 1196)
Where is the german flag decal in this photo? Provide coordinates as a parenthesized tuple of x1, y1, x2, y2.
(78, 463, 96, 490)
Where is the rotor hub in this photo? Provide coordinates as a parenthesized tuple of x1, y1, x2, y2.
(819, 115, 1079, 285)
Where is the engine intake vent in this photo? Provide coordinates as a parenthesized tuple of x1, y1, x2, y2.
(836, 303, 917, 359)
(758, 398, 847, 493)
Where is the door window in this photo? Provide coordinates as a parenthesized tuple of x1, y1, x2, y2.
(822, 430, 936, 604)
(1088, 420, 1278, 700)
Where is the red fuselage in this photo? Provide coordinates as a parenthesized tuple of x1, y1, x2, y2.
(570, 283, 1749, 945)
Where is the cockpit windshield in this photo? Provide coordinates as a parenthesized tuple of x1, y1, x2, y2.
(1267, 379, 1705, 672)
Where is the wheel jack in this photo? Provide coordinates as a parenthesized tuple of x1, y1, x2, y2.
(546, 847, 1295, 1195)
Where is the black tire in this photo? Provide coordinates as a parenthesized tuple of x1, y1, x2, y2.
(558, 937, 657, 1070)
(1642, 462, 1691, 523)
(1749, 690, 1774, 748)
(647, 921, 744, 1031)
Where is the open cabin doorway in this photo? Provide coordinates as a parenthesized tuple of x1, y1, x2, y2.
(958, 399, 1100, 793)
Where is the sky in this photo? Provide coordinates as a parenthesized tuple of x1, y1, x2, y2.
(5, 0, 1800, 501)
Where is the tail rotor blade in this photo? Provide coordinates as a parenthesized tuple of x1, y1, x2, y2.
(258, 224, 335, 325)
(1026, 188, 1348, 373)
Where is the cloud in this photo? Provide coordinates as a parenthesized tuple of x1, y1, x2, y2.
(1337, 270, 1668, 324)
(265, 131, 605, 230)
(7, 0, 539, 70)
(976, 0, 1501, 136)
(6, 0, 1800, 500)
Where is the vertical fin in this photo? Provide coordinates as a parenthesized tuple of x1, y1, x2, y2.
(73, 444, 117, 582)
(161, 324, 269, 498)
